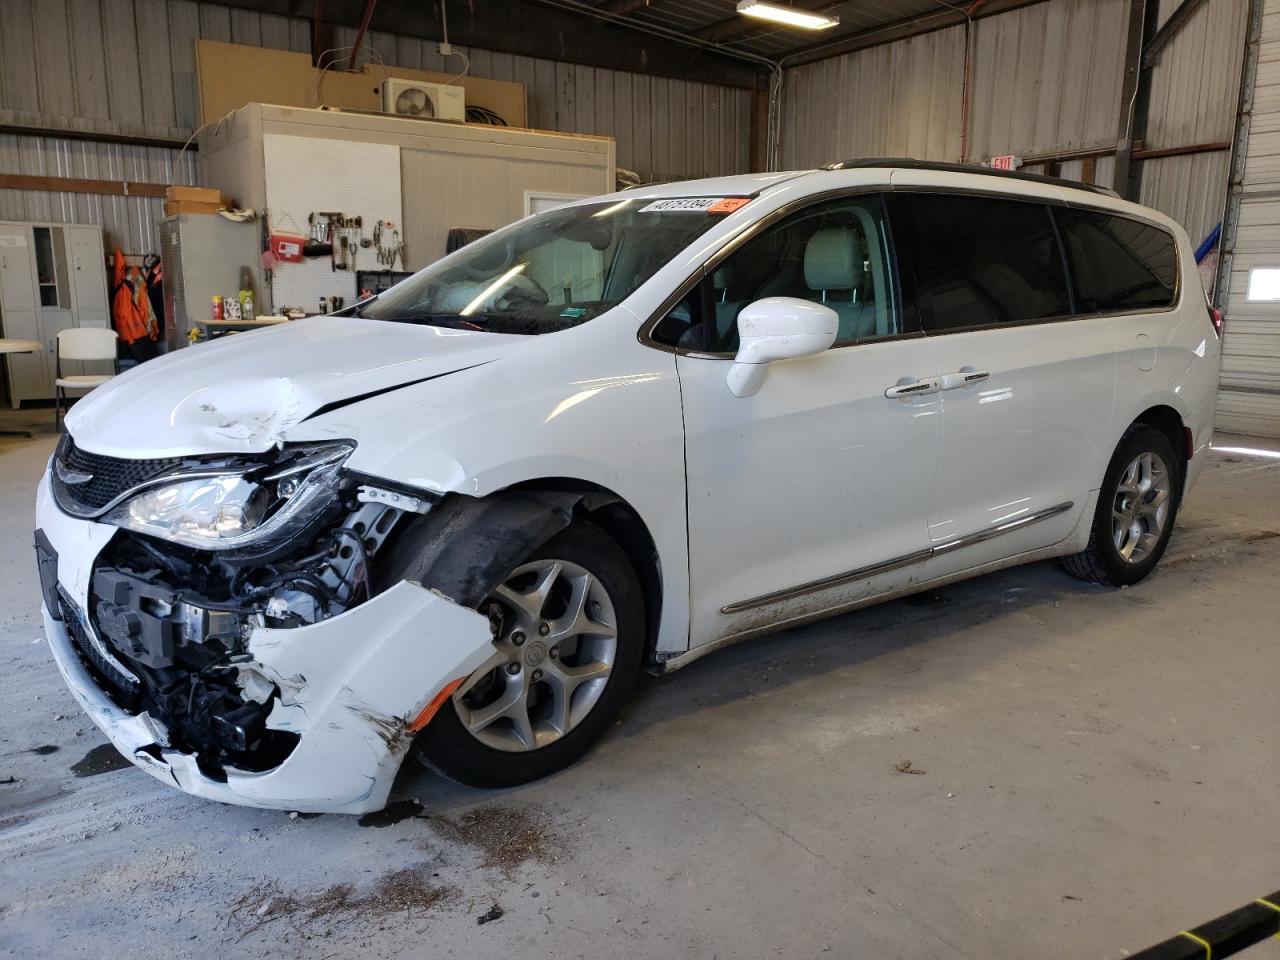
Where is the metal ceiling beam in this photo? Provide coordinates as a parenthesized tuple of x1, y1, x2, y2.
(1113, 0, 1155, 198)
(693, 0, 834, 44)
(779, 0, 1048, 66)
(347, 0, 379, 69)
(1142, 0, 1213, 67)
(598, 0, 656, 13)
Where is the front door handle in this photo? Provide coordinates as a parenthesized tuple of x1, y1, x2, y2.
(885, 377, 940, 399)
(938, 368, 990, 391)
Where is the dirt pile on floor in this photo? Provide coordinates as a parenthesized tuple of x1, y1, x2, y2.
(230, 865, 453, 938)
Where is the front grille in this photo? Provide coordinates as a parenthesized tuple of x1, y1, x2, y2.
(57, 587, 141, 701)
(52, 435, 185, 516)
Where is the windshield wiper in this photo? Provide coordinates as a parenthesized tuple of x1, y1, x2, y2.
(378, 313, 493, 330)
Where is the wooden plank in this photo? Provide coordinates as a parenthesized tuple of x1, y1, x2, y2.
(195, 39, 528, 128)
(0, 174, 169, 198)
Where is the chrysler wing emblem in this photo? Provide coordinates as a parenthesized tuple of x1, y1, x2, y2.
(55, 459, 93, 485)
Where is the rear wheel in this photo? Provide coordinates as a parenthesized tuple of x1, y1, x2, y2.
(1062, 425, 1181, 586)
(413, 521, 644, 787)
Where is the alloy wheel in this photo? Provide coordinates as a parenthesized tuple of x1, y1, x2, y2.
(453, 559, 618, 753)
(1111, 451, 1172, 564)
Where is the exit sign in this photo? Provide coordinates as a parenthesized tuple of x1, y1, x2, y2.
(991, 155, 1019, 170)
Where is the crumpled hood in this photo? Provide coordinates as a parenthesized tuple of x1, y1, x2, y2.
(66, 316, 525, 457)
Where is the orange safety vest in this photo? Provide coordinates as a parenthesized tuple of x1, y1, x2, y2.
(110, 249, 157, 344)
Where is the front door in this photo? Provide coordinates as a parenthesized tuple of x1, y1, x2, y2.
(671, 193, 942, 647)
(888, 185, 1118, 578)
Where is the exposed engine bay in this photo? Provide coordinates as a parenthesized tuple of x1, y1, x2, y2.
(40, 434, 430, 781)
(87, 502, 400, 777)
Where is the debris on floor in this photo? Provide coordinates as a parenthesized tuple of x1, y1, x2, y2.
(431, 805, 552, 874)
(476, 903, 504, 925)
(230, 866, 453, 939)
(357, 798, 425, 827)
(894, 760, 926, 775)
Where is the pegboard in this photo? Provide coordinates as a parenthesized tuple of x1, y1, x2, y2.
(263, 134, 404, 313)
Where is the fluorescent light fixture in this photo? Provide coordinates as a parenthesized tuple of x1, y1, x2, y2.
(1246, 267, 1280, 302)
(736, 1, 839, 30)
(461, 263, 526, 316)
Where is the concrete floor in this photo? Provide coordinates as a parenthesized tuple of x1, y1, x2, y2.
(1, 402, 1277, 959)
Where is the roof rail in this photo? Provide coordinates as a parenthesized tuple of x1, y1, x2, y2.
(821, 157, 1120, 197)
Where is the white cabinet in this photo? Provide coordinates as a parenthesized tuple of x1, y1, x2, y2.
(0, 222, 110, 408)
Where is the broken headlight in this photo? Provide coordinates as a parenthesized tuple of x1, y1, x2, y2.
(102, 442, 353, 550)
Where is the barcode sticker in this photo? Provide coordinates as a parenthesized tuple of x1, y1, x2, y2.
(638, 197, 751, 213)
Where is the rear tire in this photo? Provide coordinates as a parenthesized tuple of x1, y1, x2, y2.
(1062, 425, 1181, 586)
(413, 521, 644, 788)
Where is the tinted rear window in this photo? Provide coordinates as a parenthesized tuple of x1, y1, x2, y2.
(899, 193, 1072, 331)
(1060, 210, 1178, 313)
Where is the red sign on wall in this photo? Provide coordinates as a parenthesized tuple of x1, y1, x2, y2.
(990, 155, 1018, 171)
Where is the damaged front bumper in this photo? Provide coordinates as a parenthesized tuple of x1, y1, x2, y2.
(35, 473, 496, 814)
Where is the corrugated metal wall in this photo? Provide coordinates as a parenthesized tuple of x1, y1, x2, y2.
(1140, 0, 1249, 248)
(966, 0, 1129, 160)
(1217, 0, 1280, 437)
(780, 0, 1246, 245)
(0, 0, 751, 255)
(0, 0, 1250, 265)
(779, 26, 967, 167)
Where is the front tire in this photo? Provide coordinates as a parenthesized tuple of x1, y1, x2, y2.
(413, 521, 644, 788)
(1062, 425, 1181, 586)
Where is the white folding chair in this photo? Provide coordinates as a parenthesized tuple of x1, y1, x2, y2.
(55, 327, 118, 430)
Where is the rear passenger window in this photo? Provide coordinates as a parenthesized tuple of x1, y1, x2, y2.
(1060, 210, 1178, 312)
(898, 193, 1072, 331)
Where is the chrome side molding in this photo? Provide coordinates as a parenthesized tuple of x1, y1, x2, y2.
(720, 501, 1074, 615)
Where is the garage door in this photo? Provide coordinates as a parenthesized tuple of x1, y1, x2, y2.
(1219, 3, 1280, 438)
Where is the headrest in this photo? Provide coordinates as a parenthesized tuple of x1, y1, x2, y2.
(804, 227, 864, 291)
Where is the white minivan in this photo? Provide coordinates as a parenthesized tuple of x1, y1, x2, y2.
(35, 161, 1221, 813)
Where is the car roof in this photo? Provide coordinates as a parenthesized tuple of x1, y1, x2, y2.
(578, 162, 1180, 237)
(603, 163, 1114, 204)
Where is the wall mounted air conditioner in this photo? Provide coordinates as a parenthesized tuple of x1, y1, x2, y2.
(382, 79, 465, 122)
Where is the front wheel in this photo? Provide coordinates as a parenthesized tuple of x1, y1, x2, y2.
(1062, 425, 1181, 586)
(413, 521, 644, 787)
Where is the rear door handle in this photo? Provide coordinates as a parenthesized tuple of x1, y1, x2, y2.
(885, 377, 940, 399)
(938, 369, 990, 391)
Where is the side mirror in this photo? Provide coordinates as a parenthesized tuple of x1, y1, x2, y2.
(726, 297, 838, 398)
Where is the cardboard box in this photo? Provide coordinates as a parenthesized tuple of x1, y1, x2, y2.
(166, 185, 222, 205)
(164, 199, 222, 216)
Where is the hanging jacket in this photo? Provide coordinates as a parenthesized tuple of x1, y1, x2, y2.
(143, 256, 164, 334)
(110, 249, 155, 344)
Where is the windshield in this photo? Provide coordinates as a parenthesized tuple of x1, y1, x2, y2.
(355, 197, 739, 334)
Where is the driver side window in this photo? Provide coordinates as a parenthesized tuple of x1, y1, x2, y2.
(654, 194, 900, 353)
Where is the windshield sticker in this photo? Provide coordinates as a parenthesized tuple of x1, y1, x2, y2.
(638, 197, 751, 213)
